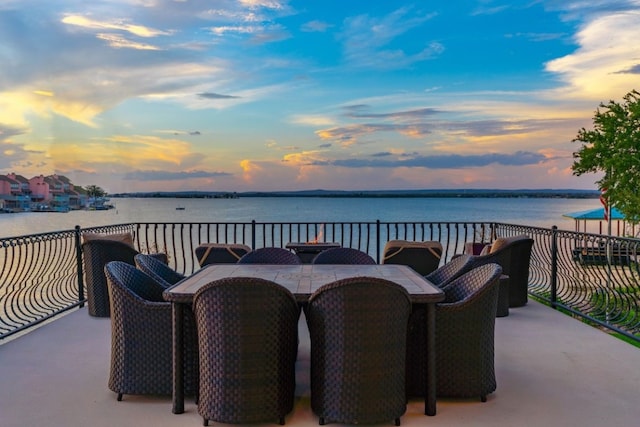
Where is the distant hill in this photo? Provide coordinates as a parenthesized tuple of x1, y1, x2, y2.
(111, 189, 599, 199)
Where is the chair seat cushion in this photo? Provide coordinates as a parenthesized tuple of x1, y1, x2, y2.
(82, 232, 135, 248)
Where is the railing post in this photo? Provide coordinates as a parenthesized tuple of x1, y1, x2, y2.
(74, 225, 85, 308)
(550, 225, 558, 309)
(376, 220, 381, 263)
(251, 220, 256, 250)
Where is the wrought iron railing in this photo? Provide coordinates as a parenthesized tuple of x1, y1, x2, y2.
(1, 220, 639, 343)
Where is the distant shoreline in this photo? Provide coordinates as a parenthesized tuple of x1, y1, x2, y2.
(111, 189, 599, 199)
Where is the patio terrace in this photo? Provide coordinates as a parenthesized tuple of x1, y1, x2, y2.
(1, 299, 639, 427)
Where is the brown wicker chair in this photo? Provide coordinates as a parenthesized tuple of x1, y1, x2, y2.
(435, 263, 503, 402)
(382, 240, 443, 276)
(311, 247, 376, 265)
(194, 243, 252, 267)
(104, 261, 197, 401)
(82, 239, 138, 317)
(134, 253, 185, 288)
(193, 277, 300, 426)
(237, 247, 302, 264)
(306, 277, 412, 425)
(405, 253, 476, 397)
(82, 234, 168, 317)
(467, 235, 534, 307)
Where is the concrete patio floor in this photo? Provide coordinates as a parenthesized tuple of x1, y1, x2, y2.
(1, 300, 639, 427)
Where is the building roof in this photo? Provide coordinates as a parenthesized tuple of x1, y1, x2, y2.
(563, 207, 625, 220)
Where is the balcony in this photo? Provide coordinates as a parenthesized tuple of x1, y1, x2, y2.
(1, 220, 639, 426)
(1, 299, 639, 427)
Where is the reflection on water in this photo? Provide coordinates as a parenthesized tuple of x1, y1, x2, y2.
(0, 197, 599, 239)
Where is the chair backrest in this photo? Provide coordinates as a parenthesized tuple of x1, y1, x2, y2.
(426, 253, 475, 288)
(441, 263, 503, 304)
(82, 239, 140, 317)
(195, 243, 252, 267)
(134, 253, 184, 288)
(193, 277, 299, 424)
(311, 247, 376, 264)
(306, 276, 411, 425)
(104, 261, 167, 302)
(382, 239, 443, 275)
(237, 247, 301, 264)
(469, 236, 534, 307)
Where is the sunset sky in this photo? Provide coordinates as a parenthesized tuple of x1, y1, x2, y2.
(1, 0, 639, 193)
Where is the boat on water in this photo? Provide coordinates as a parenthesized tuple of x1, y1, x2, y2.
(176, 206, 185, 210)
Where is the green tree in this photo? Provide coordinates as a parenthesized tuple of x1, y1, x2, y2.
(84, 185, 106, 198)
(572, 89, 640, 223)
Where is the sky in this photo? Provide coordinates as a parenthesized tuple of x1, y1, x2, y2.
(1, 0, 639, 194)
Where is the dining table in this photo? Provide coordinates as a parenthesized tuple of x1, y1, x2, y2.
(163, 263, 445, 416)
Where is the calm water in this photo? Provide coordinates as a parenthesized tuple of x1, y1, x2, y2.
(0, 197, 602, 239)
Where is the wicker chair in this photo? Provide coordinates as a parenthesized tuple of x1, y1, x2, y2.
(237, 247, 302, 264)
(134, 253, 185, 288)
(195, 243, 252, 267)
(193, 277, 300, 426)
(311, 247, 376, 265)
(306, 277, 412, 425)
(104, 261, 197, 401)
(436, 263, 503, 402)
(468, 235, 534, 307)
(82, 239, 160, 317)
(405, 253, 476, 397)
(382, 240, 443, 276)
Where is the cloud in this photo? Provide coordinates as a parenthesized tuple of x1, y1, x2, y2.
(0, 123, 31, 169)
(198, 92, 241, 99)
(340, 7, 442, 69)
(95, 33, 161, 50)
(61, 14, 172, 38)
(445, 118, 572, 137)
(544, 6, 640, 100)
(614, 63, 640, 74)
(505, 32, 567, 42)
(331, 151, 547, 169)
(471, 5, 510, 16)
(316, 123, 431, 145)
(344, 106, 442, 120)
(122, 170, 232, 181)
(301, 20, 332, 32)
(0, 123, 28, 141)
(547, 0, 640, 21)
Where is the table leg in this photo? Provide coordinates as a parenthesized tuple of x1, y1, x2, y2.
(172, 302, 184, 414)
(425, 303, 436, 416)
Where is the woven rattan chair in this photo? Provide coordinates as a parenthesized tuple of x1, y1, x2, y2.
(468, 235, 534, 307)
(435, 263, 503, 402)
(104, 261, 197, 401)
(82, 235, 167, 317)
(405, 253, 476, 397)
(311, 247, 376, 265)
(306, 277, 412, 425)
(237, 247, 301, 264)
(382, 240, 443, 276)
(426, 253, 475, 288)
(82, 239, 139, 317)
(194, 243, 252, 267)
(134, 253, 185, 288)
(193, 277, 300, 426)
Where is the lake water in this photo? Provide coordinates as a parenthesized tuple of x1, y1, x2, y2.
(0, 197, 604, 239)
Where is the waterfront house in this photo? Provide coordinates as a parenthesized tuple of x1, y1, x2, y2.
(0, 174, 31, 212)
(0, 173, 89, 212)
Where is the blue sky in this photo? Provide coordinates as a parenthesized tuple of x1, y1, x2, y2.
(1, 0, 639, 193)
